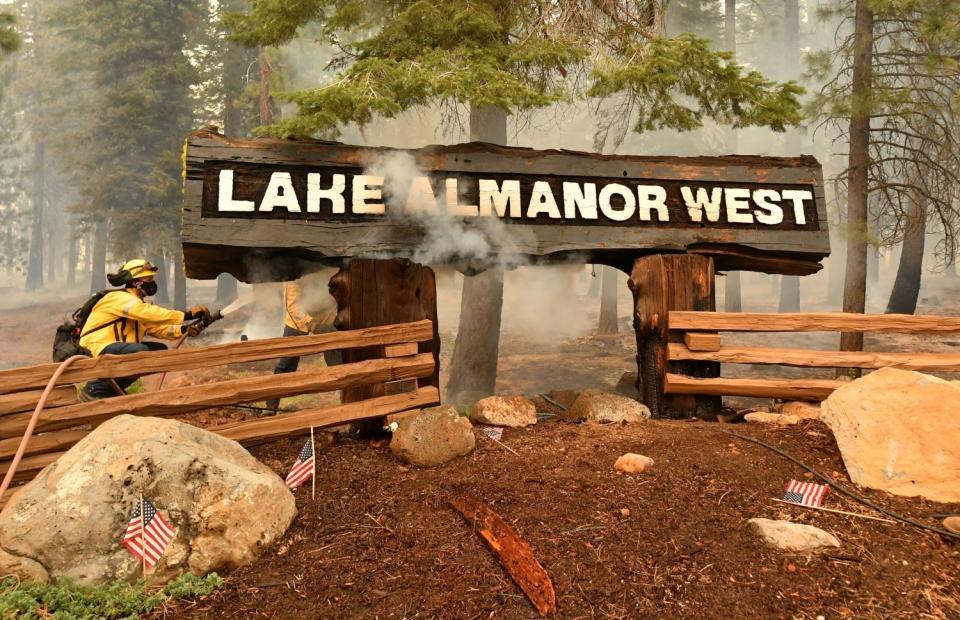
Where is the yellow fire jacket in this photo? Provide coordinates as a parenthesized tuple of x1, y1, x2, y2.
(79, 290, 186, 357)
(283, 281, 337, 332)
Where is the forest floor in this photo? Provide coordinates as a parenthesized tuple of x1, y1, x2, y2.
(2, 275, 960, 617)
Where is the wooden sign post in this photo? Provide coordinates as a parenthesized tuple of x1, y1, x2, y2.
(181, 128, 829, 418)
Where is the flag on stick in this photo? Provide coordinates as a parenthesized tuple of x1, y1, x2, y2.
(783, 479, 829, 507)
(122, 496, 177, 569)
(285, 437, 315, 490)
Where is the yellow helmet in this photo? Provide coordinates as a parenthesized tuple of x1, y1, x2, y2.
(120, 258, 158, 281)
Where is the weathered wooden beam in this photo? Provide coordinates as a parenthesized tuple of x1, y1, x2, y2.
(669, 312, 960, 333)
(182, 129, 830, 281)
(215, 387, 440, 445)
(0, 320, 433, 395)
(665, 373, 846, 400)
(669, 343, 960, 371)
(0, 388, 441, 462)
(0, 451, 62, 481)
(682, 333, 722, 352)
(450, 493, 556, 617)
(0, 354, 435, 439)
(631, 255, 721, 419)
(0, 386, 77, 417)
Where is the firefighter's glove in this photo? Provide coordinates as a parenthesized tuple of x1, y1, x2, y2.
(185, 305, 212, 321)
(183, 321, 206, 337)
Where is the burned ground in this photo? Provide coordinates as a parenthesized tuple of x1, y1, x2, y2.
(156, 420, 959, 620)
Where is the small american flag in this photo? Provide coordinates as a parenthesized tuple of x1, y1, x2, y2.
(285, 437, 315, 490)
(122, 497, 177, 568)
(783, 479, 829, 507)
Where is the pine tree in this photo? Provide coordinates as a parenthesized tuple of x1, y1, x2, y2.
(0, 12, 18, 58)
(226, 0, 806, 402)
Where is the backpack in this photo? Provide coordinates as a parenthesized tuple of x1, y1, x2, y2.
(52, 290, 124, 362)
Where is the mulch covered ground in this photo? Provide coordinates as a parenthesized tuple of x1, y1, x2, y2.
(158, 419, 959, 619)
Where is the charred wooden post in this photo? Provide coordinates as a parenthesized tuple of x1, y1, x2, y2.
(631, 254, 721, 419)
(331, 258, 440, 412)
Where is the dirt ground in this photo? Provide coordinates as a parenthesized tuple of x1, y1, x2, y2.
(3, 274, 960, 618)
(153, 419, 960, 620)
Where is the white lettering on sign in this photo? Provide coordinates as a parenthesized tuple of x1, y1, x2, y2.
(724, 188, 753, 224)
(681, 187, 723, 223)
(352, 175, 384, 214)
(527, 181, 562, 219)
(307, 173, 346, 214)
(598, 183, 636, 221)
(405, 176, 438, 215)
(217, 170, 255, 212)
(259, 172, 301, 213)
(782, 189, 812, 225)
(479, 179, 521, 217)
(214, 170, 816, 228)
(637, 185, 668, 222)
(563, 182, 598, 219)
(753, 189, 784, 225)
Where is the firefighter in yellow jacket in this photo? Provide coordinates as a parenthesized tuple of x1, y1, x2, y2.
(78, 258, 210, 401)
(267, 275, 340, 412)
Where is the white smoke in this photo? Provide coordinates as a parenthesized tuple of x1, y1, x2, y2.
(364, 152, 530, 270)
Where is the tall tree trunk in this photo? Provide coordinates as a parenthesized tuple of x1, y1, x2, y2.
(173, 248, 186, 311)
(587, 265, 600, 296)
(24, 140, 44, 292)
(724, 272, 742, 312)
(66, 227, 77, 286)
(839, 0, 873, 364)
(258, 46, 275, 125)
(152, 250, 170, 304)
(446, 105, 507, 405)
(885, 196, 925, 314)
(89, 220, 107, 294)
(777, 0, 802, 314)
(215, 273, 238, 306)
(598, 265, 619, 334)
(720, 0, 744, 313)
(46, 211, 57, 284)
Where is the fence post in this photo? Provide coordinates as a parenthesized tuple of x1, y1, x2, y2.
(630, 254, 721, 419)
(330, 258, 441, 426)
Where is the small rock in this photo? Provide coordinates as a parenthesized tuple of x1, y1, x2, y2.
(777, 401, 821, 420)
(565, 390, 650, 423)
(744, 412, 799, 425)
(390, 405, 475, 467)
(943, 516, 960, 534)
(614, 453, 654, 474)
(747, 518, 840, 552)
(620, 507, 631, 517)
(470, 396, 537, 428)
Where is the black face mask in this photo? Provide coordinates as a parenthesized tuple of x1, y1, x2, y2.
(136, 280, 158, 297)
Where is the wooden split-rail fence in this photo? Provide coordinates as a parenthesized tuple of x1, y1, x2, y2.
(664, 311, 960, 401)
(0, 320, 440, 488)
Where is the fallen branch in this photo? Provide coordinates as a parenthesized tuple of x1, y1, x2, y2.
(450, 493, 556, 617)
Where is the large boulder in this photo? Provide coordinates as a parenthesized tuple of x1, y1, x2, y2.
(564, 390, 650, 423)
(390, 405, 476, 467)
(0, 415, 296, 585)
(747, 518, 840, 552)
(820, 367, 960, 503)
(470, 396, 537, 428)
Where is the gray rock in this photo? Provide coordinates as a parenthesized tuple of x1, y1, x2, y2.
(0, 415, 296, 585)
(470, 396, 537, 428)
(390, 405, 476, 467)
(747, 518, 840, 552)
(565, 389, 650, 423)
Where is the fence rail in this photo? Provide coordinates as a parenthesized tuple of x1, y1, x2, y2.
(665, 311, 960, 401)
(0, 320, 439, 485)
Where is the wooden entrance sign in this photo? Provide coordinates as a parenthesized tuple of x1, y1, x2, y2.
(182, 128, 829, 280)
(181, 128, 830, 417)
